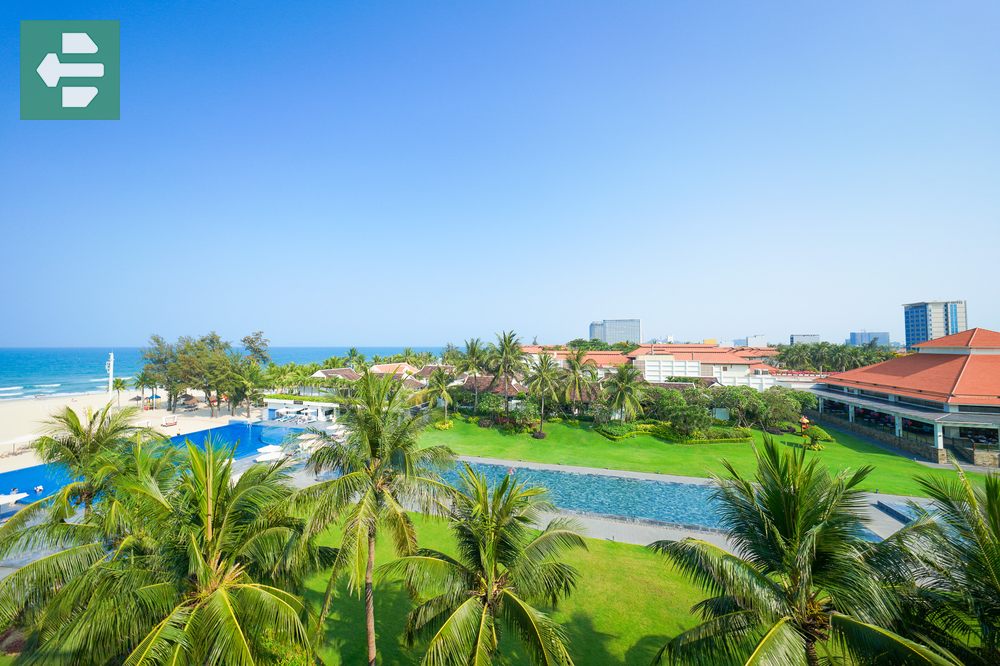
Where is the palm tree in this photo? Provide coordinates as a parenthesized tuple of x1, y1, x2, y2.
(112, 376, 127, 407)
(133, 369, 154, 408)
(421, 367, 455, 421)
(32, 403, 151, 516)
(298, 370, 455, 665)
(563, 349, 598, 416)
(525, 353, 562, 434)
(888, 467, 1000, 663)
(0, 438, 331, 665)
(347, 347, 366, 369)
(492, 330, 526, 418)
(382, 464, 584, 665)
(456, 337, 487, 413)
(604, 365, 645, 422)
(650, 437, 957, 666)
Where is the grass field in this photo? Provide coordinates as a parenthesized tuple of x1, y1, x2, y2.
(308, 514, 702, 665)
(421, 419, 983, 497)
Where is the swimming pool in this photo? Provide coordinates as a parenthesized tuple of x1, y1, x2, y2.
(0, 422, 304, 501)
(450, 463, 724, 530)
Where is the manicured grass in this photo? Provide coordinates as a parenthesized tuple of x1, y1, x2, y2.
(421, 419, 984, 497)
(307, 514, 702, 665)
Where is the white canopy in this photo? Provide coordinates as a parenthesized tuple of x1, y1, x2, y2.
(257, 444, 283, 454)
(0, 492, 29, 505)
(255, 451, 286, 463)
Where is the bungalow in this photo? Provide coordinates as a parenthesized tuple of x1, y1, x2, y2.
(810, 328, 1000, 466)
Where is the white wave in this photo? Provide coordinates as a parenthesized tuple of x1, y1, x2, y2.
(88, 378, 108, 382)
(33, 383, 61, 388)
(0, 386, 23, 391)
(0, 393, 25, 399)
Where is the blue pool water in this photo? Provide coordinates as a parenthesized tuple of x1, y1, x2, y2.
(0, 423, 303, 501)
(451, 463, 724, 529)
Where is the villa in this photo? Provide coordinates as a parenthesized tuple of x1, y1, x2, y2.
(810, 328, 1000, 467)
(627, 344, 779, 389)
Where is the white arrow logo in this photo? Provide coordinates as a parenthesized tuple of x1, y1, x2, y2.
(36, 32, 104, 108)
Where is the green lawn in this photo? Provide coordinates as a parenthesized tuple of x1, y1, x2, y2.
(421, 419, 984, 497)
(308, 514, 702, 665)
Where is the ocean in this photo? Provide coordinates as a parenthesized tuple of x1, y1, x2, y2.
(0, 347, 443, 401)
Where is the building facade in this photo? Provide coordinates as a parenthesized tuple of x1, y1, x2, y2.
(789, 334, 820, 345)
(810, 328, 1000, 467)
(589, 319, 641, 344)
(903, 301, 967, 349)
(847, 331, 890, 347)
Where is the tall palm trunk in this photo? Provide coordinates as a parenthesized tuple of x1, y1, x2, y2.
(539, 394, 545, 433)
(366, 528, 377, 666)
(473, 373, 479, 412)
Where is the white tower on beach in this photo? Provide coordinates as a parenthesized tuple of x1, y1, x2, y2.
(106, 352, 115, 395)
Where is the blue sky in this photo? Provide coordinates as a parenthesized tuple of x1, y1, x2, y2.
(1, 1, 998, 347)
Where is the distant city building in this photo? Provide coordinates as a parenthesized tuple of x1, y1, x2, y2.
(734, 334, 767, 347)
(903, 301, 968, 349)
(790, 334, 821, 345)
(589, 319, 641, 344)
(847, 331, 891, 347)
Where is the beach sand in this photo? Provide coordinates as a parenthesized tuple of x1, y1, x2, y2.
(0, 390, 260, 473)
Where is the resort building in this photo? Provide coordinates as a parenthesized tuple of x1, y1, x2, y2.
(903, 300, 968, 349)
(368, 362, 420, 376)
(810, 328, 1000, 467)
(263, 396, 339, 423)
(847, 331, 890, 347)
(310, 367, 361, 381)
(789, 334, 820, 345)
(521, 347, 629, 378)
(588, 319, 642, 344)
(627, 344, 777, 389)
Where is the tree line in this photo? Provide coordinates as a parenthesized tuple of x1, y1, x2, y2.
(774, 340, 896, 372)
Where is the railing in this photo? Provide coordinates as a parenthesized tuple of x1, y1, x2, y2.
(805, 410, 947, 464)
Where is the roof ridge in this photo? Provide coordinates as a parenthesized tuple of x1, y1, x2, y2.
(951, 352, 973, 396)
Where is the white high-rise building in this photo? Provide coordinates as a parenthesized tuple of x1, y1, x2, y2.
(589, 319, 642, 344)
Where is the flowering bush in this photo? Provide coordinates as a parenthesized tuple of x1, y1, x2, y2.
(433, 420, 454, 431)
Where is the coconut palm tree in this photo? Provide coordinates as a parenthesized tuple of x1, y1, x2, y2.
(456, 337, 487, 413)
(422, 367, 456, 421)
(31, 403, 152, 517)
(298, 370, 455, 665)
(492, 330, 526, 418)
(563, 349, 598, 416)
(650, 437, 957, 666)
(525, 353, 562, 435)
(0, 438, 330, 665)
(382, 464, 584, 666)
(133, 369, 154, 408)
(347, 347, 366, 369)
(886, 467, 1000, 664)
(112, 377, 127, 407)
(603, 365, 645, 422)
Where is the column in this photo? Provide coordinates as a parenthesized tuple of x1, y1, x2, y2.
(894, 415, 902, 437)
(848, 404, 855, 423)
(818, 397, 824, 414)
(933, 423, 944, 450)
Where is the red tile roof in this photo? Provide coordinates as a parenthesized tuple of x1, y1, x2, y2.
(915, 328, 1000, 349)
(823, 353, 1000, 406)
(369, 362, 418, 375)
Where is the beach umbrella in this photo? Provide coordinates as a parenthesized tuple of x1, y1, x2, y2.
(148, 394, 162, 400)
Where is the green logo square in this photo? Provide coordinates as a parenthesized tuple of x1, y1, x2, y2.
(20, 20, 120, 120)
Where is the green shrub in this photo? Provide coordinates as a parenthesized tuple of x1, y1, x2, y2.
(434, 420, 454, 431)
(805, 425, 833, 442)
(466, 415, 480, 425)
(596, 422, 643, 441)
(547, 416, 563, 424)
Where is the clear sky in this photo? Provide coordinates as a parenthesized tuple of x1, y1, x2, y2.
(2, 1, 998, 347)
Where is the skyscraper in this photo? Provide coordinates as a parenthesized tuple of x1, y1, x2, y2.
(589, 319, 641, 344)
(847, 331, 891, 347)
(903, 301, 967, 349)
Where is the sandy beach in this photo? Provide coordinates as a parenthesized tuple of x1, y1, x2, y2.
(0, 390, 260, 473)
